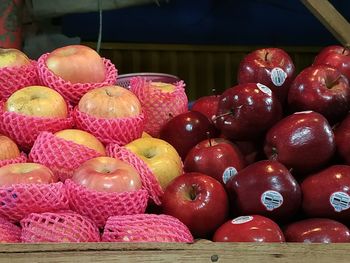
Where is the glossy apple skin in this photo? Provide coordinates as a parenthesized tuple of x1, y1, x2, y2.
(183, 138, 246, 185)
(238, 48, 295, 104)
(215, 83, 282, 141)
(191, 95, 220, 122)
(264, 111, 335, 174)
(301, 165, 350, 221)
(78, 86, 141, 118)
(159, 111, 218, 160)
(72, 157, 142, 193)
(288, 65, 350, 124)
(284, 218, 350, 243)
(313, 45, 350, 81)
(46, 45, 106, 84)
(213, 215, 285, 242)
(335, 114, 350, 165)
(226, 160, 301, 222)
(161, 172, 229, 238)
(0, 163, 57, 186)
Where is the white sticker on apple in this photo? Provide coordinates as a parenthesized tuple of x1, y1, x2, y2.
(261, 190, 283, 211)
(270, 67, 287, 86)
(222, 166, 238, 184)
(330, 192, 350, 212)
(293, 110, 313, 115)
(256, 83, 272, 97)
(231, 216, 253, 225)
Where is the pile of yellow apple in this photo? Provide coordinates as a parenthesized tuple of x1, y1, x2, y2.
(0, 45, 190, 243)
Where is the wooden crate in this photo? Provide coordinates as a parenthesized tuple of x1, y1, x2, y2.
(1, 241, 350, 263)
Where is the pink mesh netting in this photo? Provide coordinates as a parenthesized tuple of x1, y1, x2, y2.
(102, 214, 194, 242)
(130, 77, 188, 137)
(0, 216, 21, 243)
(0, 152, 27, 168)
(0, 101, 74, 151)
(0, 182, 69, 222)
(65, 179, 149, 228)
(74, 107, 144, 146)
(106, 144, 163, 205)
(29, 132, 103, 182)
(37, 53, 117, 105)
(20, 210, 100, 243)
(0, 61, 39, 100)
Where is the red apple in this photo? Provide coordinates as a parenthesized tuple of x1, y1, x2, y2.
(161, 172, 229, 238)
(159, 111, 218, 160)
(215, 83, 282, 141)
(72, 156, 142, 193)
(313, 45, 350, 81)
(288, 65, 350, 123)
(213, 215, 285, 242)
(45, 45, 106, 84)
(237, 47, 295, 104)
(78, 86, 141, 118)
(225, 160, 301, 222)
(264, 111, 335, 174)
(191, 94, 220, 122)
(335, 114, 350, 165)
(284, 218, 350, 243)
(234, 139, 263, 165)
(0, 163, 57, 186)
(301, 165, 350, 221)
(183, 138, 246, 185)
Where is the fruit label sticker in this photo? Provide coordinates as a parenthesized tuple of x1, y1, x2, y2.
(222, 166, 238, 184)
(261, 190, 283, 211)
(231, 216, 253, 224)
(256, 83, 272, 97)
(293, 110, 313, 115)
(270, 67, 287, 86)
(330, 192, 350, 212)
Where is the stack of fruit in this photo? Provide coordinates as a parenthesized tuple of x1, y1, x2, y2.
(0, 44, 349, 244)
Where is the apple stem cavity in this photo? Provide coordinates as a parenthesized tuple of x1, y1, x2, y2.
(342, 47, 349, 55)
(207, 131, 212, 146)
(189, 185, 197, 201)
(265, 52, 269, 61)
(326, 75, 342, 89)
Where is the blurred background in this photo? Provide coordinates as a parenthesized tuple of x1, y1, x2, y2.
(1, 0, 349, 100)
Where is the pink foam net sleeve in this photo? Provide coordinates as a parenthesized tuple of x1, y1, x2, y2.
(102, 213, 194, 242)
(0, 61, 39, 100)
(106, 144, 163, 205)
(74, 107, 144, 146)
(37, 53, 117, 105)
(0, 101, 74, 151)
(29, 131, 104, 182)
(65, 179, 149, 228)
(0, 152, 27, 168)
(20, 210, 100, 242)
(0, 182, 69, 222)
(130, 77, 188, 137)
(0, 216, 21, 243)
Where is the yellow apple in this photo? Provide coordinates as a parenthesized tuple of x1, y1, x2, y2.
(54, 129, 106, 155)
(149, 82, 176, 93)
(5, 86, 68, 118)
(0, 48, 31, 69)
(124, 137, 182, 190)
(0, 135, 20, 160)
(78, 86, 141, 118)
(46, 45, 106, 84)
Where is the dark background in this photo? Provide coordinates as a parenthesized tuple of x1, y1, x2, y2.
(61, 0, 349, 46)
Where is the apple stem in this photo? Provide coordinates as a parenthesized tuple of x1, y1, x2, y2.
(207, 131, 212, 146)
(213, 109, 234, 121)
(212, 88, 217, 96)
(265, 52, 269, 61)
(342, 47, 349, 55)
(189, 185, 197, 200)
(326, 74, 342, 89)
(270, 147, 278, 160)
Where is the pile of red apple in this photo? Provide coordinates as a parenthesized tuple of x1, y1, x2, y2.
(0, 44, 350, 244)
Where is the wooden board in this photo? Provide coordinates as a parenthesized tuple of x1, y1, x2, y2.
(301, 0, 350, 47)
(0, 242, 350, 263)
